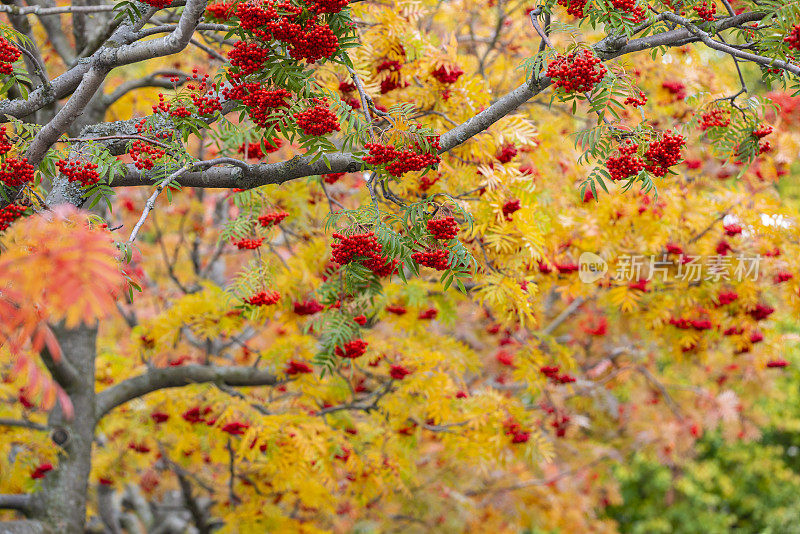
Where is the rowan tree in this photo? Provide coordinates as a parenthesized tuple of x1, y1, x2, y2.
(1, 0, 800, 532)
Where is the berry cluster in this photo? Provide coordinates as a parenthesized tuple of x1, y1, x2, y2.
(427, 216, 458, 240)
(259, 210, 289, 227)
(716, 290, 738, 306)
(187, 70, 222, 116)
(546, 49, 607, 93)
(286, 360, 313, 374)
(557, 0, 588, 18)
(624, 91, 647, 107)
(412, 248, 450, 270)
(419, 173, 439, 192)
(767, 359, 789, 368)
(496, 143, 518, 164)
(644, 132, 685, 176)
(31, 463, 54, 480)
(723, 223, 742, 236)
(0, 157, 35, 188)
(418, 308, 437, 320)
(294, 299, 324, 315)
(610, 0, 645, 22)
(128, 120, 169, 170)
(233, 1, 338, 63)
(0, 126, 11, 154)
(431, 64, 464, 84)
(56, 159, 100, 187)
(662, 80, 687, 101)
(606, 143, 644, 181)
(207, 2, 234, 19)
(221, 421, 249, 435)
(323, 172, 345, 184)
(335, 338, 368, 359)
(0, 203, 26, 231)
(540, 365, 576, 384)
(752, 124, 773, 139)
(748, 303, 774, 321)
(245, 290, 281, 306)
(785, 25, 800, 51)
(699, 109, 730, 130)
(141, 0, 172, 8)
(228, 41, 271, 75)
(376, 59, 405, 94)
(694, 1, 716, 21)
(386, 304, 407, 315)
(331, 231, 381, 264)
(233, 237, 264, 249)
(225, 82, 292, 129)
(294, 99, 340, 136)
(306, 0, 350, 14)
(502, 199, 521, 219)
(503, 418, 530, 444)
(0, 37, 20, 75)
(239, 142, 265, 159)
(182, 405, 214, 424)
(363, 138, 441, 176)
(389, 364, 413, 379)
(775, 271, 793, 284)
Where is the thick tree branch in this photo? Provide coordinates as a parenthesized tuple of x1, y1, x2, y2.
(0, 494, 32, 512)
(94, 365, 280, 420)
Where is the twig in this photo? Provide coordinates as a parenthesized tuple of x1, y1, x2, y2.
(128, 164, 191, 243)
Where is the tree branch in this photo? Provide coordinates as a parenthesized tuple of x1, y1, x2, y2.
(0, 493, 32, 512)
(94, 365, 280, 420)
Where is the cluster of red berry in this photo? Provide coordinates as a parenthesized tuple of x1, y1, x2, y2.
(221, 421, 249, 435)
(775, 271, 793, 284)
(306, 0, 350, 15)
(418, 308, 437, 320)
(496, 143, 518, 164)
(0, 37, 20, 75)
(389, 364, 413, 379)
(693, 1, 716, 21)
(335, 338, 368, 358)
(0, 203, 26, 231)
(723, 222, 742, 236)
(431, 64, 464, 84)
(141, 0, 172, 8)
(239, 142, 264, 159)
(234, 1, 338, 64)
(128, 120, 169, 170)
(767, 359, 789, 368)
(206, 2, 234, 19)
(386, 304, 407, 315)
(245, 290, 281, 306)
(187, 70, 222, 116)
(182, 405, 214, 423)
(294, 99, 340, 136)
(643, 131, 685, 176)
(412, 248, 450, 270)
(749, 303, 774, 321)
(294, 299, 324, 315)
(376, 59, 406, 94)
(329, 231, 397, 276)
(363, 140, 441, 176)
(546, 49, 607, 93)
(233, 237, 264, 249)
(427, 216, 458, 240)
(785, 25, 800, 51)
(502, 199, 521, 219)
(259, 210, 289, 227)
(661, 80, 687, 101)
(557, 0, 588, 18)
(503, 418, 530, 444)
(624, 91, 647, 107)
(56, 159, 101, 187)
(0, 157, 35, 187)
(699, 109, 730, 130)
(323, 172, 345, 184)
(606, 142, 644, 181)
(752, 124, 773, 139)
(716, 290, 738, 306)
(225, 82, 292, 129)
(31, 463, 54, 480)
(0, 126, 11, 154)
(285, 360, 313, 374)
(418, 173, 439, 192)
(669, 317, 714, 330)
(228, 41, 271, 75)
(610, 0, 645, 22)
(540, 366, 576, 384)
